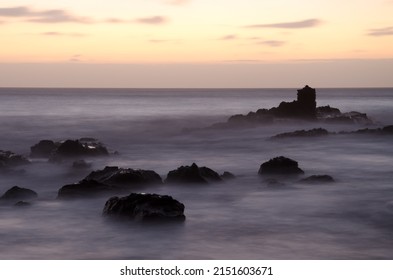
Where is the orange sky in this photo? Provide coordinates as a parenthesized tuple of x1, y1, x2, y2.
(0, 0, 392, 87)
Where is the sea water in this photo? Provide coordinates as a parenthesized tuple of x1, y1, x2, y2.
(0, 88, 393, 259)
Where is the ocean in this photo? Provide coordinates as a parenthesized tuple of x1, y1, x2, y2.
(0, 87, 393, 259)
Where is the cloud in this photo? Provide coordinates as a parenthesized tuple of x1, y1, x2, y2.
(367, 26, 393, 36)
(219, 34, 238, 40)
(40, 31, 87, 37)
(0, 6, 93, 23)
(245, 19, 322, 29)
(135, 16, 168, 25)
(69, 54, 82, 62)
(257, 40, 286, 47)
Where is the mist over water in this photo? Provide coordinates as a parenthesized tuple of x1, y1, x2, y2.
(1, 88, 393, 259)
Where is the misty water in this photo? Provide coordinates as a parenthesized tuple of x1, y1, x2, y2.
(1, 88, 393, 259)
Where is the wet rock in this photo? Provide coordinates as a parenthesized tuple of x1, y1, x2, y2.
(272, 128, 329, 139)
(30, 140, 58, 158)
(165, 163, 222, 184)
(103, 193, 185, 222)
(325, 111, 371, 124)
(0, 150, 30, 168)
(52, 139, 109, 159)
(0, 186, 37, 201)
(57, 180, 120, 199)
(14, 201, 31, 207)
(299, 175, 334, 184)
(221, 171, 236, 180)
(258, 156, 304, 176)
(84, 166, 163, 186)
(316, 106, 341, 118)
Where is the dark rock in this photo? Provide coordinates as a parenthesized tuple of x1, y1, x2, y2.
(84, 166, 162, 186)
(272, 128, 329, 139)
(30, 140, 58, 158)
(269, 85, 316, 119)
(53, 139, 109, 159)
(299, 175, 335, 184)
(103, 193, 185, 222)
(165, 163, 222, 184)
(72, 160, 92, 169)
(382, 125, 393, 134)
(316, 106, 341, 118)
(265, 178, 286, 188)
(0, 186, 37, 201)
(325, 111, 371, 124)
(0, 150, 30, 168)
(258, 156, 304, 176)
(221, 171, 236, 180)
(57, 180, 119, 199)
(14, 201, 31, 207)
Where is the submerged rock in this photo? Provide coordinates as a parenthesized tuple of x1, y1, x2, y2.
(14, 201, 32, 207)
(103, 193, 185, 222)
(72, 159, 92, 169)
(0, 150, 30, 168)
(57, 180, 119, 199)
(258, 156, 304, 176)
(221, 171, 236, 180)
(0, 186, 37, 201)
(84, 166, 162, 186)
(299, 175, 335, 184)
(165, 163, 222, 184)
(272, 128, 329, 139)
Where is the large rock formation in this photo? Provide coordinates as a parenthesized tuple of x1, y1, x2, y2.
(0, 150, 30, 169)
(57, 166, 163, 199)
(210, 85, 372, 128)
(165, 163, 222, 184)
(272, 128, 329, 139)
(102, 193, 186, 222)
(0, 186, 38, 202)
(258, 156, 304, 176)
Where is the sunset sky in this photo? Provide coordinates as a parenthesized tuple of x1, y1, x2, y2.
(0, 0, 392, 87)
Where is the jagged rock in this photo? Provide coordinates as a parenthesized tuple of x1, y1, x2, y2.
(30, 140, 58, 158)
(316, 106, 341, 118)
(299, 175, 334, 184)
(53, 139, 109, 159)
(165, 163, 222, 184)
(339, 125, 393, 135)
(103, 193, 185, 222)
(84, 166, 162, 186)
(324, 111, 371, 124)
(57, 180, 120, 199)
(0, 150, 30, 168)
(0, 186, 37, 201)
(272, 128, 329, 139)
(258, 156, 304, 176)
(221, 171, 236, 180)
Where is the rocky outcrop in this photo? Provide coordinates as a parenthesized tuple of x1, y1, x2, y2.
(272, 128, 329, 139)
(57, 166, 163, 199)
(340, 125, 393, 135)
(258, 156, 304, 176)
(299, 175, 335, 184)
(165, 163, 222, 184)
(0, 150, 30, 169)
(30, 138, 109, 160)
(210, 86, 372, 129)
(0, 186, 37, 201)
(221, 171, 236, 180)
(84, 166, 162, 186)
(30, 140, 58, 158)
(103, 193, 185, 222)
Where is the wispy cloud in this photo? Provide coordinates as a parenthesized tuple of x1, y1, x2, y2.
(367, 26, 393, 36)
(219, 34, 238, 40)
(69, 54, 82, 62)
(135, 16, 168, 25)
(40, 31, 87, 37)
(257, 40, 286, 47)
(0, 6, 93, 23)
(245, 19, 322, 29)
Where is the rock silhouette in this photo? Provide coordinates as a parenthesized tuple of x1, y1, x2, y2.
(259, 156, 304, 176)
(0, 150, 30, 169)
(103, 193, 185, 222)
(165, 163, 222, 184)
(299, 175, 335, 184)
(0, 186, 37, 202)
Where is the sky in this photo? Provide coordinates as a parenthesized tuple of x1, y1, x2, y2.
(0, 0, 392, 87)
